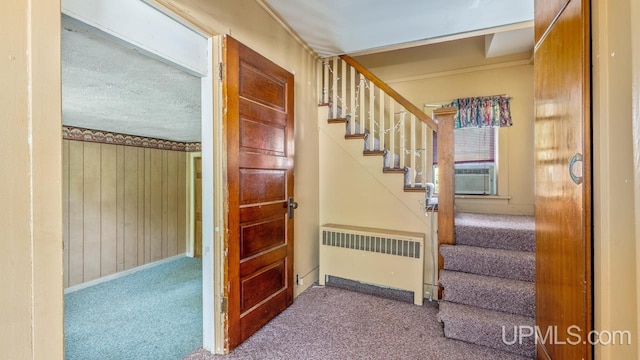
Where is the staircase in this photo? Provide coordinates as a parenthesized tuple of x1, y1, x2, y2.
(321, 55, 448, 191)
(438, 212, 536, 358)
(319, 55, 535, 357)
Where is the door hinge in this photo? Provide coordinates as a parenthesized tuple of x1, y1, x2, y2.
(220, 296, 228, 313)
(218, 62, 224, 82)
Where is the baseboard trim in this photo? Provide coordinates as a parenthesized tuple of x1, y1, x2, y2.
(64, 254, 187, 294)
(294, 266, 319, 298)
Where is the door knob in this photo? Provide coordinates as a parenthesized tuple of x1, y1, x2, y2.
(288, 197, 298, 219)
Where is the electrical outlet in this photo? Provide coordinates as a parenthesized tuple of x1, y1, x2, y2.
(299, 277, 304, 286)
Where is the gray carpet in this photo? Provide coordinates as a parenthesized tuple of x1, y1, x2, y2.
(440, 245, 535, 282)
(454, 212, 535, 252)
(438, 212, 536, 358)
(65, 256, 202, 360)
(183, 285, 529, 360)
(439, 270, 535, 317)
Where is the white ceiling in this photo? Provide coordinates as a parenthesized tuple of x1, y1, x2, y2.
(61, 1, 534, 143)
(263, 0, 534, 57)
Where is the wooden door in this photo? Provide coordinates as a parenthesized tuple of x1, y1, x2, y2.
(534, 0, 592, 359)
(223, 36, 295, 350)
(194, 157, 202, 258)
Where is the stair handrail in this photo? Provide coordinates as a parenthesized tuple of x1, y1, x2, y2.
(340, 55, 439, 131)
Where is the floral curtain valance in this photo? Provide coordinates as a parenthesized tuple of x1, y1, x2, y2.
(444, 95, 513, 129)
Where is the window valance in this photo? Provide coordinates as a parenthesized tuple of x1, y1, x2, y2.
(444, 95, 513, 129)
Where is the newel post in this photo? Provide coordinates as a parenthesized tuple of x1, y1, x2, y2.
(433, 108, 457, 274)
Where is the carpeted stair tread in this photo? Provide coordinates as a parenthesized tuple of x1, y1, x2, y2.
(437, 301, 535, 358)
(439, 270, 534, 317)
(440, 244, 535, 282)
(455, 212, 535, 252)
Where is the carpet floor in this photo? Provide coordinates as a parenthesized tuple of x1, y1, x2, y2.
(184, 285, 529, 360)
(65, 256, 202, 360)
(438, 212, 536, 357)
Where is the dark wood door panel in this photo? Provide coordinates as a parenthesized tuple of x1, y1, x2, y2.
(240, 260, 286, 312)
(240, 98, 287, 156)
(535, 0, 570, 45)
(240, 120, 286, 156)
(238, 168, 287, 205)
(240, 290, 290, 341)
(238, 153, 290, 170)
(238, 54, 289, 112)
(239, 202, 288, 223)
(239, 246, 288, 278)
(239, 98, 288, 126)
(240, 216, 286, 259)
(225, 35, 295, 351)
(534, 0, 591, 359)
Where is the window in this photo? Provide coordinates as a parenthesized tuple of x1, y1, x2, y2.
(433, 127, 497, 195)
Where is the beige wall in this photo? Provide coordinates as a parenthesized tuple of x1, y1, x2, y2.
(6, 0, 639, 358)
(592, 0, 639, 358)
(1, 0, 63, 358)
(355, 39, 535, 215)
(63, 140, 189, 288)
(158, 0, 321, 296)
(319, 107, 439, 294)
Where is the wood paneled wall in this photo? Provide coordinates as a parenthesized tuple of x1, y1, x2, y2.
(62, 139, 188, 287)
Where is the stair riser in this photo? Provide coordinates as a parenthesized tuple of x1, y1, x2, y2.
(455, 226, 535, 252)
(440, 245, 535, 282)
(438, 301, 535, 358)
(441, 318, 535, 357)
(440, 272, 535, 318)
(441, 284, 535, 318)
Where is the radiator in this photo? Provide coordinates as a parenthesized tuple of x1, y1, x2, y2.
(319, 224, 425, 305)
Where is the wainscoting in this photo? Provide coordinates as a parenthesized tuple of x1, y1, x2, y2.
(62, 139, 189, 287)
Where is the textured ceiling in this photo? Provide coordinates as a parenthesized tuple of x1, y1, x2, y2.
(263, 0, 534, 57)
(62, 15, 202, 142)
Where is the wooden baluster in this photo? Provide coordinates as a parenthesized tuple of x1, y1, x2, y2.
(359, 74, 366, 134)
(421, 121, 427, 188)
(399, 110, 405, 170)
(341, 58, 346, 117)
(323, 59, 329, 105)
(410, 114, 416, 187)
(332, 57, 339, 118)
(389, 101, 395, 169)
(426, 126, 434, 186)
(379, 89, 385, 151)
(349, 66, 355, 135)
(369, 80, 375, 150)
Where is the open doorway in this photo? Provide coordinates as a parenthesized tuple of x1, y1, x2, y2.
(60, 1, 215, 357)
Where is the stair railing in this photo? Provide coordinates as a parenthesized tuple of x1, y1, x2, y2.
(320, 55, 456, 270)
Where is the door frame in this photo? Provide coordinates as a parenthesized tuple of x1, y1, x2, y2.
(186, 152, 201, 257)
(135, 1, 230, 353)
